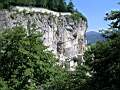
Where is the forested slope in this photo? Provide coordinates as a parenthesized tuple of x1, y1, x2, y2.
(0, 0, 74, 12)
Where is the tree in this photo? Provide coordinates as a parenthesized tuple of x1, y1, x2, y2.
(66, 64, 91, 90)
(83, 4, 120, 90)
(0, 27, 65, 89)
(103, 9, 120, 39)
(0, 0, 77, 12)
(86, 39, 120, 90)
(0, 78, 9, 90)
(57, 0, 67, 12)
(44, 66, 69, 90)
(35, 0, 47, 7)
(67, 0, 74, 12)
(105, 10, 120, 29)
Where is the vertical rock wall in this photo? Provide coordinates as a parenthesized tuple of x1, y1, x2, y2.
(0, 7, 87, 71)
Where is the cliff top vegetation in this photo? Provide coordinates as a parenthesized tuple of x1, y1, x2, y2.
(0, 0, 87, 21)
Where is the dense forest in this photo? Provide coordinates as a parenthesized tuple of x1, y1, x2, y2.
(0, 0, 87, 21)
(0, 0, 74, 12)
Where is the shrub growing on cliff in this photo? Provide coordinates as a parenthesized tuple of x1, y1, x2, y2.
(71, 11, 87, 22)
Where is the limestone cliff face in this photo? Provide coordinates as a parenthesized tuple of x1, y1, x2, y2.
(0, 7, 87, 71)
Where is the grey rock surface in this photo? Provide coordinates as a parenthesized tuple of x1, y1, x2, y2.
(0, 7, 87, 71)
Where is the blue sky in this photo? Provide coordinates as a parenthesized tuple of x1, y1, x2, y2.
(69, 0, 120, 31)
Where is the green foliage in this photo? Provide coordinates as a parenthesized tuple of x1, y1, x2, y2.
(67, 0, 74, 13)
(0, 0, 10, 9)
(86, 37, 120, 90)
(101, 7, 120, 38)
(105, 10, 120, 29)
(0, 78, 9, 90)
(83, 8, 120, 90)
(83, 4, 120, 90)
(0, 0, 74, 12)
(0, 26, 66, 89)
(71, 11, 87, 22)
(67, 65, 91, 90)
(44, 67, 69, 90)
(0, 3, 4, 9)
(0, 0, 87, 22)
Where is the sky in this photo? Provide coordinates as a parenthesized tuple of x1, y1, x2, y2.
(70, 0, 120, 31)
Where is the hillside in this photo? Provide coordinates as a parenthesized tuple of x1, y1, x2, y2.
(86, 31, 105, 44)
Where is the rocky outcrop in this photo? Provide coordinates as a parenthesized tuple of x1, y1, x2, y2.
(0, 7, 87, 71)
